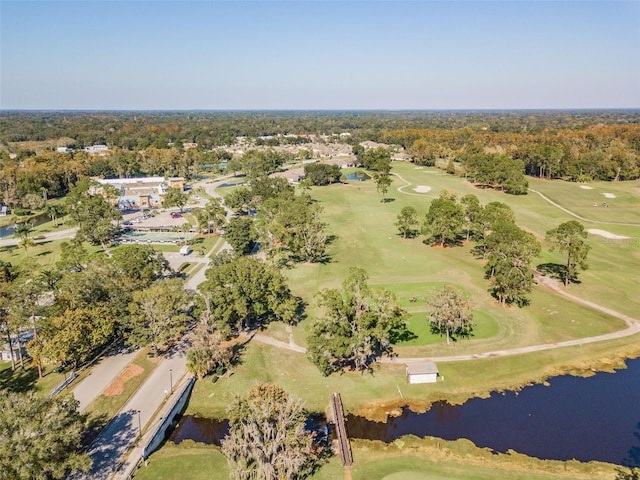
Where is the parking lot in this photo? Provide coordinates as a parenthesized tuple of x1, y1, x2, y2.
(123, 209, 191, 229)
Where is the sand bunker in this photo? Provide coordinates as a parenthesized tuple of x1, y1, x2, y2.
(587, 229, 630, 240)
(603, 193, 616, 198)
(580, 185, 594, 190)
(413, 185, 432, 193)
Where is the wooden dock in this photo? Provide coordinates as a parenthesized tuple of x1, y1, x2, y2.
(331, 392, 352, 468)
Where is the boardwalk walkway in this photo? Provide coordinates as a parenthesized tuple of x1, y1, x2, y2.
(331, 392, 352, 468)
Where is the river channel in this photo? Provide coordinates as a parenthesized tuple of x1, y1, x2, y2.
(168, 357, 640, 466)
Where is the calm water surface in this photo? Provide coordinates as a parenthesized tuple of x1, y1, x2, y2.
(347, 358, 640, 465)
(169, 358, 640, 466)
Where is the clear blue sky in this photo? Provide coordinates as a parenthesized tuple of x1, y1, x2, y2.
(1, 1, 639, 110)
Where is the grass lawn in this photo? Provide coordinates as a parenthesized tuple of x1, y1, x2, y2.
(135, 164, 638, 479)
(185, 328, 640, 422)
(0, 360, 67, 396)
(286, 163, 635, 356)
(180, 164, 639, 422)
(131, 437, 616, 480)
(527, 176, 640, 225)
(349, 437, 616, 480)
(398, 310, 499, 347)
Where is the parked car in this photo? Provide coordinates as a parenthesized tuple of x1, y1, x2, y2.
(171, 212, 182, 218)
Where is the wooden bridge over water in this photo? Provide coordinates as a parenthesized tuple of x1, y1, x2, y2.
(330, 392, 352, 476)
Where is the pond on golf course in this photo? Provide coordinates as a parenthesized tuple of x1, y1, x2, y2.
(168, 357, 640, 466)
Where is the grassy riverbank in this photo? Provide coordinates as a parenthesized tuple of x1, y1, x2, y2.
(133, 436, 619, 480)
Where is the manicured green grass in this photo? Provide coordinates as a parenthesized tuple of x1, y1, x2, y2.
(139, 164, 638, 479)
(350, 437, 615, 480)
(398, 310, 499, 347)
(131, 436, 616, 480)
(131, 442, 344, 480)
(132, 443, 229, 480)
(0, 360, 66, 396)
(185, 328, 640, 422)
(286, 164, 634, 357)
(527, 177, 640, 225)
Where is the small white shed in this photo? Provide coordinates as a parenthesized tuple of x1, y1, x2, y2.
(406, 362, 439, 384)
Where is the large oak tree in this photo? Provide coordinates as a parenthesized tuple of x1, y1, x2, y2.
(306, 267, 409, 375)
(200, 256, 297, 337)
(0, 390, 91, 480)
(222, 384, 319, 480)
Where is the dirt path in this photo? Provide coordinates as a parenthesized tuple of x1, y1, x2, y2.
(249, 274, 640, 363)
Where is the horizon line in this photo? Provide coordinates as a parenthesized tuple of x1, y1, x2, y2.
(2, 107, 640, 113)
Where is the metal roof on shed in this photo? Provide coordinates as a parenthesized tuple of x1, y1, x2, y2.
(406, 362, 438, 375)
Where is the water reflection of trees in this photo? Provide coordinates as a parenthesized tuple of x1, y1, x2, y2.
(623, 421, 640, 468)
(431, 401, 460, 424)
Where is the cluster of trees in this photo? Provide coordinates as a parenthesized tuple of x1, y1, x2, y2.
(257, 195, 328, 264)
(400, 192, 591, 306)
(3, 110, 637, 219)
(222, 172, 329, 265)
(199, 255, 298, 338)
(464, 152, 528, 195)
(303, 163, 341, 186)
(386, 121, 640, 183)
(306, 267, 409, 375)
(0, 390, 91, 479)
(4, 110, 638, 151)
(226, 149, 293, 179)
(0, 238, 195, 379)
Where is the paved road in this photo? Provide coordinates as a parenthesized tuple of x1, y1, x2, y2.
(73, 345, 139, 412)
(77, 176, 234, 479)
(0, 226, 78, 247)
(73, 338, 189, 480)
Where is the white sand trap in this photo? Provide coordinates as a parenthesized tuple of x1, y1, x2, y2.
(587, 229, 630, 240)
(413, 185, 432, 193)
(579, 185, 594, 190)
(603, 193, 616, 198)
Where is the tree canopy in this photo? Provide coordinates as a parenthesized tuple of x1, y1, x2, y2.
(257, 195, 328, 264)
(200, 256, 298, 337)
(306, 267, 409, 375)
(127, 277, 192, 356)
(0, 390, 91, 480)
(428, 285, 474, 345)
(423, 192, 465, 247)
(222, 384, 320, 480)
(395, 205, 420, 239)
(485, 221, 541, 306)
(162, 186, 189, 211)
(545, 220, 590, 286)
